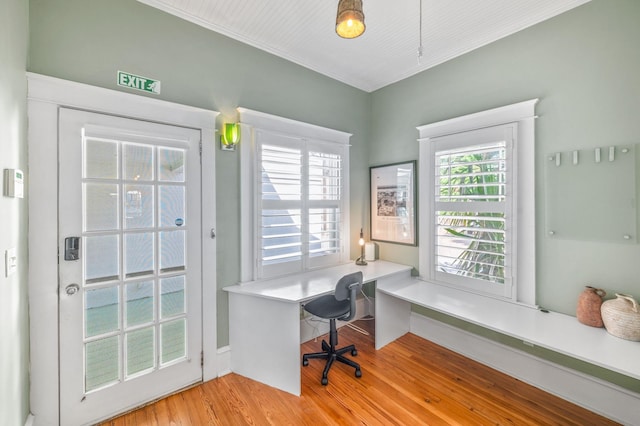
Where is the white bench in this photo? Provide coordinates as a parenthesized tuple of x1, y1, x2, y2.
(375, 277, 640, 423)
(375, 276, 640, 381)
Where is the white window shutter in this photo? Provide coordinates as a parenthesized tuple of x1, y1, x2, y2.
(238, 108, 351, 281)
(430, 124, 516, 299)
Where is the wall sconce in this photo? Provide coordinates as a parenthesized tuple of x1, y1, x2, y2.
(221, 122, 240, 151)
(355, 228, 368, 265)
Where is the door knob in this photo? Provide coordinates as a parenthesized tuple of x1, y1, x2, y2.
(65, 283, 80, 296)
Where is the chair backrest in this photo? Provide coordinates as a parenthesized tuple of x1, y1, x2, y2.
(334, 271, 363, 321)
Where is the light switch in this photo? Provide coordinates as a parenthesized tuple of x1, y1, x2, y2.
(5, 247, 17, 277)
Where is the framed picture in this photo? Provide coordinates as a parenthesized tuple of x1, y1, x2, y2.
(370, 160, 417, 246)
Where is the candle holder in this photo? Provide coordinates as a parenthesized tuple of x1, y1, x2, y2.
(355, 228, 368, 265)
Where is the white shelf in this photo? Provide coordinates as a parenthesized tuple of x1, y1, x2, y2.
(377, 278, 640, 381)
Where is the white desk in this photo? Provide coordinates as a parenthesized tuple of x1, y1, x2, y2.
(223, 261, 412, 396)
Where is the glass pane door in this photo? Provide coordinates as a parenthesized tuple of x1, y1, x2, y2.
(58, 108, 203, 425)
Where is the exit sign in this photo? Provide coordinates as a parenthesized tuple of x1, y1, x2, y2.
(117, 70, 161, 95)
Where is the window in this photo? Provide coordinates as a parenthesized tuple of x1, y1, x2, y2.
(258, 132, 344, 277)
(418, 100, 537, 306)
(239, 109, 351, 281)
(431, 125, 514, 298)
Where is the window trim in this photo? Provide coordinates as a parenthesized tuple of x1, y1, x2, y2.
(239, 108, 351, 282)
(417, 99, 538, 307)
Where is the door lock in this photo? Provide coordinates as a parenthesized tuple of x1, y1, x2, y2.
(64, 237, 80, 261)
(65, 283, 80, 296)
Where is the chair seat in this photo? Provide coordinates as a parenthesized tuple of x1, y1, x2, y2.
(303, 295, 350, 319)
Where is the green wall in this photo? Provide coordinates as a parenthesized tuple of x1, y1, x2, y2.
(371, 0, 640, 315)
(370, 0, 640, 391)
(28, 0, 370, 348)
(27, 0, 640, 396)
(0, 0, 30, 424)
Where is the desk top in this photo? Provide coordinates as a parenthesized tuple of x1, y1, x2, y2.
(223, 260, 412, 303)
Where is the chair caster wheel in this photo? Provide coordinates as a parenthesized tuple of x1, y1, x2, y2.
(302, 359, 309, 366)
(351, 349, 358, 356)
(321, 377, 328, 386)
(355, 369, 362, 378)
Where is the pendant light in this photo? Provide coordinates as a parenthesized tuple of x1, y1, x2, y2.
(336, 0, 365, 39)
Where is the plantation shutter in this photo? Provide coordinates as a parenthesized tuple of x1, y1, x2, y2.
(431, 124, 516, 298)
(257, 131, 345, 278)
(308, 149, 342, 264)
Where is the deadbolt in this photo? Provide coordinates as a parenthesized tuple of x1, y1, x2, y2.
(64, 237, 80, 261)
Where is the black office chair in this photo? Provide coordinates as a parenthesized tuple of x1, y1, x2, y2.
(302, 271, 363, 385)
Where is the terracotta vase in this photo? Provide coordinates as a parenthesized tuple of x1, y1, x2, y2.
(576, 286, 606, 327)
(601, 293, 640, 341)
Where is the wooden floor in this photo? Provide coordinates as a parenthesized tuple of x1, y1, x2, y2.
(101, 319, 618, 425)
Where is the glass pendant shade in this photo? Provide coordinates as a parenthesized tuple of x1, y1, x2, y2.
(336, 0, 365, 39)
(222, 123, 240, 146)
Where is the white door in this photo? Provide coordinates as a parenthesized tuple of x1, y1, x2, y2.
(58, 108, 203, 425)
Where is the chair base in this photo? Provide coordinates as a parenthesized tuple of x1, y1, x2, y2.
(302, 320, 362, 385)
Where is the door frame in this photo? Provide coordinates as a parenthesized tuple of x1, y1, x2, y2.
(27, 73, 218, 425)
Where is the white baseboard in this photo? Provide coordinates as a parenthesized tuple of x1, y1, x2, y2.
(216, 346, 232, 377)
(24, 414, 35, 426)
(410, 312, 640, 425)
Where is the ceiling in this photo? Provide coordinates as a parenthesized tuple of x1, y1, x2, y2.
(137, 0, 591, 92)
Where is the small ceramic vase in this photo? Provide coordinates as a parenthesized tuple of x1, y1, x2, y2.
(576, 286, 606, 327)
(601, 293, 640, 341)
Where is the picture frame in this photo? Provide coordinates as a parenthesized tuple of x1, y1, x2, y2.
(370, 160, 417, 246)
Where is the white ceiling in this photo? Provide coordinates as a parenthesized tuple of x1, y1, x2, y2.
(137, 0, 591, 92)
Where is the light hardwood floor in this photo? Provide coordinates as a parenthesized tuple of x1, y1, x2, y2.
(101, 319, 618, 425)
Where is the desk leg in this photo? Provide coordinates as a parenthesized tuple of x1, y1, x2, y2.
(229, 293, 301, 396)
(375, 289, 410, 350)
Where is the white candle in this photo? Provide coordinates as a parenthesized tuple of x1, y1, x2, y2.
(365, 242, 376, 261)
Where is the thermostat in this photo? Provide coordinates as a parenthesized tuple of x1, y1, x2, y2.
(3, 169, 24, 198)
